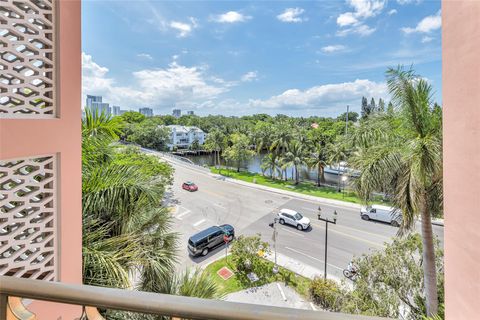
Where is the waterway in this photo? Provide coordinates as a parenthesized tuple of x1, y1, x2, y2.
(184, 152, 349, 187)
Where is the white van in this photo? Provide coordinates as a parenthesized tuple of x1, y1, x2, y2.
(360, 205, 401, 227)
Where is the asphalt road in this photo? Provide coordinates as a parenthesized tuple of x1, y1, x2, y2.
(157, 154, 444, 280)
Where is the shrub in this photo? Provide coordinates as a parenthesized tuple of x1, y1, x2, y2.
(309, 277, 344, 311)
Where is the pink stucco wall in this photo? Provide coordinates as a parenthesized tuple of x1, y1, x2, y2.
(443, 1, 480, 319)
(0, 0, 82, 318)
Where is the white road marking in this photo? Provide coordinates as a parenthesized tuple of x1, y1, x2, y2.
(284, 246, 343, 271)
(175, 209, 192, 220)
(193, 219, 206, 227)
(301, 206, 317, 212)
(277, 283, 287, 301)
(280, 227, 305, 237)
(213, 203, 226, 209)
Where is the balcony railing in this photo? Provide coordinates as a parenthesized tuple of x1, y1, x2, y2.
(0, 276, 387, 320)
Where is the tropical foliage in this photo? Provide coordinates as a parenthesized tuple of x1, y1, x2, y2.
(348, 66, 443, 316)
(81, 111, 222, 317)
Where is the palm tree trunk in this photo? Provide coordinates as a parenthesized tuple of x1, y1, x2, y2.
(295, 165, 299, 185)
(337, 163, 341, 191)
(317, 163, 321, 186)
(420, 196, 438, 316)
(320, 166, 326, 184)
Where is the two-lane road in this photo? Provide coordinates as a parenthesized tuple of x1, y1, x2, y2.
(155, 153, 444, 279)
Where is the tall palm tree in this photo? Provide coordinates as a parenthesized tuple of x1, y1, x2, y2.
(350, 66, 442, 316)
(328, 141, 348, 191)
(283, 141, 307, 185)
(307, 143, 328, 186)
(261, 152, 279, 179)
(204, 129, 226, 168)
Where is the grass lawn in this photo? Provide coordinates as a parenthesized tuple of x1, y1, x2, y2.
(204, 256, 311, 297)
(210, 167, 386, 205)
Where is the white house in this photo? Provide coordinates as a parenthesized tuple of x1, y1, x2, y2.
(164, 125, 206, 150)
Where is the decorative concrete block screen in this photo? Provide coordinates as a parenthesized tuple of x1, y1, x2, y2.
(0, 0, 56, 117)
(0, 155, 57, 280)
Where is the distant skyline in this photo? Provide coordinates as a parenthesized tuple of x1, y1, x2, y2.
(82, 0, 441, 117)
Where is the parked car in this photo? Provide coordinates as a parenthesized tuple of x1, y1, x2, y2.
(187, 224, 235, 257)
(182, 181, 198, 191)
(277, 208, 311, 231)
(360, 204, 401, 227)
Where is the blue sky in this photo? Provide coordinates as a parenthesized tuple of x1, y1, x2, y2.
(82, 0, 442, 117)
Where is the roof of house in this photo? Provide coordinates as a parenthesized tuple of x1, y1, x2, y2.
(165, 125, 204, 133)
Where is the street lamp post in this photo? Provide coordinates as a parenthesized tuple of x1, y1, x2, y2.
(272, 217, 279, 274)
(317, 207, 338, 279)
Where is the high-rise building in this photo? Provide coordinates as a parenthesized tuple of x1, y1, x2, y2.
(172, 109, 181, 118)
(187, 110, 194, 115)
(85, 95, 110, 115)
(112, 106, 121, 116)
(139, 107, 153, 117)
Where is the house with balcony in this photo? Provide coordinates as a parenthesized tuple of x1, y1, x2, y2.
(1, 1, 480, 320)
(165, 125, 206, 150)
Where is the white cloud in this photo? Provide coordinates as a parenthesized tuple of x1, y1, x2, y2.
(170, 17, 198, 37)
(212, 11, 251, 23)
(397, 0, 422, 4)
(241, 71, 258, 82)
(277, 8, 306, 23)
(321, 45, 347, 53)
(137, 53, 153, 60)
(421, 36, 434, 43)
(337, 24, 376, 37)
(336, 0, 385, 36)
(82, 52, 227, 110)
(388, 9, 397, 15)
(401, 10, 441, 34)
(248, 79, 388, 110)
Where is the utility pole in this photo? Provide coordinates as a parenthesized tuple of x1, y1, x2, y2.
(345, 105, 349, 136)
(272, 218, 279, 274)
(317, 207, 338, 279)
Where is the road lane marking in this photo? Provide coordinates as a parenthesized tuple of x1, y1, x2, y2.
(193, 219, 206, 227)
(175, 209, 192, 220)
(280, 227, 305, 238)
(213, 203, 227, 209)
(309, 220, 384, 248)
(284, 246, 343, 271)
(277, 283, 287, 301)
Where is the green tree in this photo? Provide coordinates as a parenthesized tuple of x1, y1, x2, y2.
(370, 97, 376, 112)
(120, 111, 146, 124)
(223, 133, 255, 172)
(378, 98, 386, 112)
(189, 138, 200, 151)
(260, 152, 280, 179)
(230, 235, 271, 284)
(350, 66, 443, 316)
(128, 121, 170, 150)
(283, 141, 307, 185)
(342, 234, 444, 320)
(361, 96, 369, 119)
(328, 141, 348, 191)
(82, 108, 124, 139)
(337, 111, 359, 123)
(204, 129, 226, 168)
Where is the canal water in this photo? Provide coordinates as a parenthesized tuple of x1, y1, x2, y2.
(185, 152, 348, 187)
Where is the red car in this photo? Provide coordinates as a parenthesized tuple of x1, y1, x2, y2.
(182, 181, 198, 192)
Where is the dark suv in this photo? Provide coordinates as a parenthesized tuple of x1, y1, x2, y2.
(187, 224, 235, 257)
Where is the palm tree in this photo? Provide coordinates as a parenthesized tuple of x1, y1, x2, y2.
(204, 129, 226, 168)
(350, 66, 442, 316)
(328, 141, 348, 192)
(270, 126, 292, 155)
(283, 141, 307, 185)
(261, 152, 278, 179)
(82, 108, 124, 139)
(307, 143, 328, 186)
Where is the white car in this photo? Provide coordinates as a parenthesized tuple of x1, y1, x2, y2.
(277, 208, 311, 230)
(360, 204, 402, 227)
